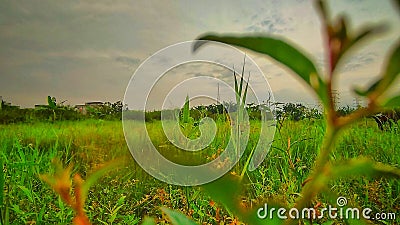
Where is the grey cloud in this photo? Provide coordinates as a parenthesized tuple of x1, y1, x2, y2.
(246, 13, 294, 34)
(0, 1, 141, 54)
(0, 0, 398, 109)
(341, 52, 377, 72)
(115, 56, 141, 71)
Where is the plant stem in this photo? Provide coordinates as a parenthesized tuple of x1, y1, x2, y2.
(286, 124, 339, 225)
(314, 125, 338, 174)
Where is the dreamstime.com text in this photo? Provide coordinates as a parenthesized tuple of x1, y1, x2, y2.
(257, 197, 396, 221)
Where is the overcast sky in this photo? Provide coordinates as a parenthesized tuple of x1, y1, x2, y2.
(0, 0, 399, 109)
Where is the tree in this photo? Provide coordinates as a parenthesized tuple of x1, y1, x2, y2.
(47, 96, 57, 121)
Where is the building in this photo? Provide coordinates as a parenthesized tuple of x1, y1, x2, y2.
(34, 104, 48, 109)
(0, 96, 19, 110)
(75, 101, 104, 114)
(85, 101, 104, 108)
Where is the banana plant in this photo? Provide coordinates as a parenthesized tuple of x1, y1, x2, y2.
(47, 96, 57, 121)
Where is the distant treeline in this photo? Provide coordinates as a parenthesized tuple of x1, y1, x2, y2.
(126, 102, 359, 122)
(0, 99, 124, 124)
(0, 98, 360, 124)
(125, 102, 275, 122)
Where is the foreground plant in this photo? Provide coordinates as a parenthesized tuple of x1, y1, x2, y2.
(189, 0, 400, 224)
(232, 57, 252, 178)
(40, 159, 121, 225)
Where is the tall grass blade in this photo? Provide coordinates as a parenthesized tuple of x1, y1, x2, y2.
(242, 72, 250, 108)
(182, 95, 190, 124)
(233, 68, 240, 108)
(238, 56, 246, 102)
(17, 185, 33, 202)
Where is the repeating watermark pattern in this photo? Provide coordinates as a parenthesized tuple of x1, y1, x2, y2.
(257, 197, 396, 221)
(123, 41, 276, 186)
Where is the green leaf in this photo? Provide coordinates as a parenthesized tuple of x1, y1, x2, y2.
(141, 217, 156, 225)
(194, 34, 328, 106)
(202, 171, 286, 225)
(331, 158, 400, 179)
(161, 207, 198, 225)
(383, 94, 400, 108)
(201, 174, 242, 212)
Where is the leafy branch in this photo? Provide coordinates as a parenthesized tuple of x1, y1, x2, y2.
(191, 0, 400, 224)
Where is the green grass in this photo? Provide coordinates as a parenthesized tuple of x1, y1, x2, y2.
(0, 119, 398, 224)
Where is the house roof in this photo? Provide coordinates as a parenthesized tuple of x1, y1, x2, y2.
(85, 101, 104, 105)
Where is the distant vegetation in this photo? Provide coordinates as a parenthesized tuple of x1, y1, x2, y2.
(0, 97, 124, 124)
(0, 96, 392, 124)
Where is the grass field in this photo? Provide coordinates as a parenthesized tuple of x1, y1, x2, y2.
(1, 118, 399, 224)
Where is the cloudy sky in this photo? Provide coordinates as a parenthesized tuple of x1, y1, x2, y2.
(0, 0, 399, 109)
